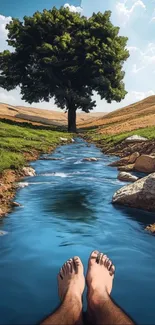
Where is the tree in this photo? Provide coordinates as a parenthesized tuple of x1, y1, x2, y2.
(0, 7, 129, 132)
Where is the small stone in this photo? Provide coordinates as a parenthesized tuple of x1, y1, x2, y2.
(22, 167, 36, 177)
(12, 201, 21, 207)
(83, 157, 98, 162)
(60, 137, 68, 142)
(0, 230, 8, 236)
(118, 164, 135, 172)
(117, 172, 138, 182)
(145, 224, 155, 233)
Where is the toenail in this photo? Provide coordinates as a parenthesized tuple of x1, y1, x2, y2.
(93, 250, 99, 255)
(96, 252, 101, 264)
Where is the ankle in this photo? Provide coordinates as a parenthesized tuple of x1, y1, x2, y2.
(87, 289, 109, 310)
(65, 289, 83, 307)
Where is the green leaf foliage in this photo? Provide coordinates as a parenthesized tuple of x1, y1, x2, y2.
(0, 7, 129, 130)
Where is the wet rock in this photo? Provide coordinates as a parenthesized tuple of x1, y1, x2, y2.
(135, 155, 155, 173)
(22, 167, 36, 177)
(128, 152, 140, 164)
(109, 152, 140, 167)
(83, 157, 98, 162)
(0, 230, 8, 236)
(118, 164, 135, 172)
(125, 135, 148, 143)
(0, 208, 5, 217)
(12, 201, 21, 207)
(117, 172, 138, 182)
(40, 157, 63, 161)
(112, 172, 155, 212)
(145, 224, 155, 234)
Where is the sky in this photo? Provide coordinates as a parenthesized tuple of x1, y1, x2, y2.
(0, 0, 155, 113)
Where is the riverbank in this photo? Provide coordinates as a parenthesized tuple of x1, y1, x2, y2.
(0, 120, 72, 218)
(84, 126, 155, 156)
(84, 126, 155, 233)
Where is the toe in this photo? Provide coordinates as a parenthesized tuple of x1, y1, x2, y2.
(89, 250, 99, 265)
(110, 264, 115, 276)
(101, 254, 107, 266)
(73, 256, 84, 274)
(107, 259, 112, 271)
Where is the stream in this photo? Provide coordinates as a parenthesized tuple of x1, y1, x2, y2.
(0, 138, 155, 324)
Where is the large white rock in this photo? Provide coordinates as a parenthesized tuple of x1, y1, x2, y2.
(22, 167, 36, 177)
(117, 172, 138, 182)
(135, 155, 155, 173)
(113, 172, 155, 211)
(125, 135, 148, 143)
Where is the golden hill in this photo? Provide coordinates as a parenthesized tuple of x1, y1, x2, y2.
(82, 96, 155, 135)
(0, 102, 105, 128)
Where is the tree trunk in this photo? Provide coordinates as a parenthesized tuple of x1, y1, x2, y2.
(68, 107, 77, 133)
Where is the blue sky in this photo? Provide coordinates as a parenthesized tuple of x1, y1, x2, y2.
(0, 0, 155, 112)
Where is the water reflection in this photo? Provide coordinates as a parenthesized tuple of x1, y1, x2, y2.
(44, 188, 96, 223)
(113, 205, 155, 227)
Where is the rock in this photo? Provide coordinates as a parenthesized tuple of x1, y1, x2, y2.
(128, 152, 140, 164)
(135, 155, 155, 173)
(22, 167, 36, 177)
(40, 157, 62, 161)
(12, 201, 21, 207)
(125, 135, 148, 143)
(109, 152, 140, 167)
(60, 137, 68, 142)
(0, 208, 4, 217)
(83, 157, 98, 162)
(109, 158, 128, 167)
(118, 164, 135, 172)
(0, 230, 8, 236)
(112, 172, 155, 212)
(117, 172, 138, 182)
(17, 182, 29, 188)
(145, 224, 155, 234)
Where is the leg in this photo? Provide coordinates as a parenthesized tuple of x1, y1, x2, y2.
(41, 257, 85, 325)
(86, 251, 135, 325)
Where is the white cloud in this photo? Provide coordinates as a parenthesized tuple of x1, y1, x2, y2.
(126, 90, 155, 102)
(0, 14, 12, 51)
(130, 42, 155, 74)
(64, 3, 83, 13)
(116, 0, 146, 25)
(0, 89, 16, 103)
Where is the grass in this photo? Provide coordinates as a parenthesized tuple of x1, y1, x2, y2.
(0, 121, 72, 173)
(86, 125, 155, 147)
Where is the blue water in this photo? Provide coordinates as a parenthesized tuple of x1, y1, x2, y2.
(0, 138, 155, 324)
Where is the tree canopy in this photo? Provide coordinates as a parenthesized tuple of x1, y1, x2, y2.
(0, 7, 129, 132)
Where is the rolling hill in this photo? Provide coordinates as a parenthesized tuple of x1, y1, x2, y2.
(82, 96, 155, 135)
(0, 102, 105, 128)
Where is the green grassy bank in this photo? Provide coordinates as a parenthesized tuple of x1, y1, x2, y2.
(0, 121, 72, 173)
(86, 126, 155, 148)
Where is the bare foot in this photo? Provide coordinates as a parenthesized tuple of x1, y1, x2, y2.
(86, 250, 115, 304)
(58, 256, 85, 302)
